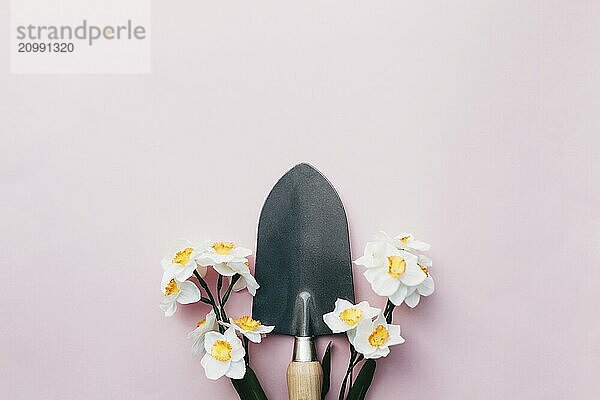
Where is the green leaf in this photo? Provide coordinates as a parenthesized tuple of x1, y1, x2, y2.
(345, 359, 376, 400)
(321, 341, 333, 399)
(230, 366, 269, 400)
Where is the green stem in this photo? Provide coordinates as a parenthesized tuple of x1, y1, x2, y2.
(217, 274, 228, 321)
(243, 336, 250, 365)
(193, 270, 222, 331)
(222, 275, 241, 306)
(339, 345, 358, 400)
(353, 354, 364, 367)
(384, 299, 396, 323)
(340, 352, 365, 399)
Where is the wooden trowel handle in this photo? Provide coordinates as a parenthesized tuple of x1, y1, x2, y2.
(287, 361, 323, 400)
(286, 336, 323, 400)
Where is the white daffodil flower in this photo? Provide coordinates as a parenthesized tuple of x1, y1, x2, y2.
(404, 255, 435, 308)
(200, 327, 246, 380)
(161, 240, 206, 282)
(351, 314, 405, 359)
(375, 231, 431, 252)
(188, 310, 218, 356)
(223, 316, 274, 343)
(323, 298, 380, 334)
(404, 276, 435, 308)
(355, 241, 427, 303)
(159, 274, 201, 317)
(229, 262, 260, 296)
(196, 242, 252, 275)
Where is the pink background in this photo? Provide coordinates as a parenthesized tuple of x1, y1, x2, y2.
(2, 1, 599, 399)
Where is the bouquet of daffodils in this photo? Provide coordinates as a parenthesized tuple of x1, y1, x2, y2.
(321, 231, 435, 399)
(159, 231, 435, 400)
(160, 240, 271, 399)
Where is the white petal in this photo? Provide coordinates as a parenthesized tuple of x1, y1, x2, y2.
(177, 281, 201, 304)
(354, 254, 372, 267)
(323, 312, 350, 333)
(228, 262, 250, 275)
(404, 291, 421, 308)
(388, 285, 408, 306)
(163, 263, 180, 279)
(204, 331, 222, 353)
(159, 298, 177, 317)
(395, 232, 413, 241)
(224, 327, 238, 342)
(191, 335, 206, 356)
(160, 271, 175, 291)
(399, 262, 427, 287)
(355, 318, 373, 336)
(334, 298, 354, 313)
(353, 335, 374, 356)
(161, 256, 173, 271)
(352, 320, 375, 355)
(228, 332, 245, 361)
(354, 242, 382, 267)
(200, 352, 209, 367)
(406, 286, 418, 296)
(418, 255, 432, 268)
(226, 360, 246, 379)
(363, 268, 381, 284)
(238, 273, 259, 296)
(366, 346, 390, 359)
(202, 355, 230, 380)
(174, 264, 196, 281)
(206, 310, 218, 328)
(367, 269, 400, 296)
(255, 325, 275, 334)
(230, 343, 246, 361)
(355, 301, 380, 319)
(196, 255, 215, 267)
(231, 246, 252, 258)
(347, 328, 357, 345)
(372, 314, 387, 327)
(409, 239, 430, 251)
(385, 325, 405, 346)
(245, 331, 262, 343)
(417, 276, 435, 296)
(187, 327, 201, 340)
(213, 262, 236, 276)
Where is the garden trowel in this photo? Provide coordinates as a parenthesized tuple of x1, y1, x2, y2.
(252, 163, 354, 400)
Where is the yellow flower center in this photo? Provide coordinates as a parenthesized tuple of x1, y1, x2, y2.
(234, 316, 261, 331)
(196, 319, 206, 328)
(212, 242, 235, 255)
(210, 340, 232, 361)
(339, 308, 363, 326)
(164, 279, 180, 296)
(387, 256, 406, 279)
(418, 263, 429, 276)
(400, 236, 410, 244)
(172, 247, 193, 266)
(368, 325, 389, 347)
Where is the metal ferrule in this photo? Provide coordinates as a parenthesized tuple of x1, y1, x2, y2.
(292, 336, 317, 362)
